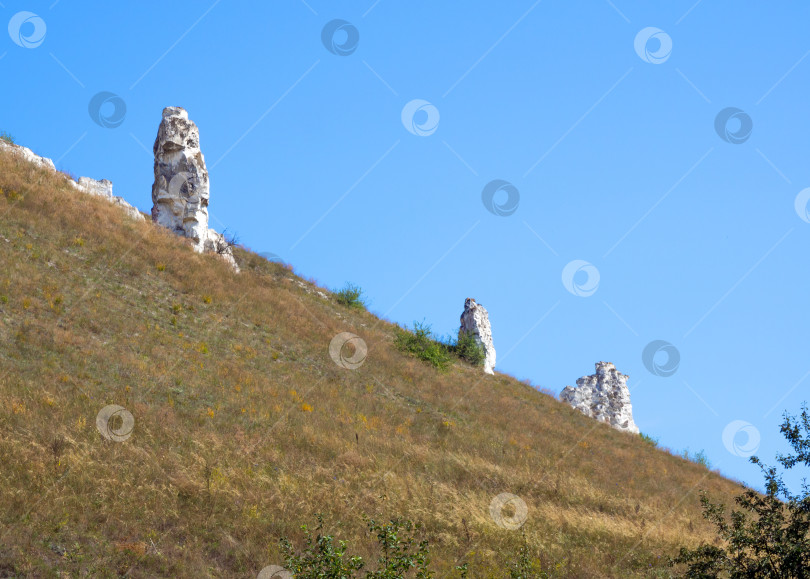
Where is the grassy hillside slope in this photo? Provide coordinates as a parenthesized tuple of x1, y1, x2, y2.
(0, 147, 743, 577)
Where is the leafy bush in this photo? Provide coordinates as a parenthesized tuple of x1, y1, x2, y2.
(280, 515, 434, 578)
(281, 515, 364, 577)
(394, 322, 453, 371)
(335, 282, 367, 310)
(365, 517, 432, 579)
(671, 403, 810, 577)
(0, 131, 15, 145)
(452, 331, 486, 367)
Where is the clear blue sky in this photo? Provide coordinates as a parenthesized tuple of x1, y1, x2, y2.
(4, 0, 809, 492)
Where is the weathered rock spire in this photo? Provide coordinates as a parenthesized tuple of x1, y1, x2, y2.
(151, 106, 237, 270)
(151, 107, 209, 249)
(459, 298, 496, 375)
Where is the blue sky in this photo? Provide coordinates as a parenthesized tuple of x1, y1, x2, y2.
(3, 0, 810, 491)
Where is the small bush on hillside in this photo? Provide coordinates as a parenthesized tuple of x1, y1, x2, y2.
(335, 282, 367, 310)
(280, 514, 435, 578)
(394, 321, 453, 371)
(280, 514, 364, 577)
(451, 331, 486, 367)
(365, 517, 432, 578)
(0, 131, 15, 145)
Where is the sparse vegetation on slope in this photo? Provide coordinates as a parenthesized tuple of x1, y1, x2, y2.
(394, 321, 454, 371)
(0, 146, 746, 577)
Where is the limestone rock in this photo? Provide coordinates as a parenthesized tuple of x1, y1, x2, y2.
(112, 196, 144, 221)
(151, 107, 209, 248)
(150, 107, 238, 271)
(69, 178, 144, 220)
(459, 297, 496, 375)
(0, 139, 55, 171)
(204, 227, 239, 271)
(0, 139, 144, 221)
(560, 362, 639, 434)
(76, 177, 113, 199)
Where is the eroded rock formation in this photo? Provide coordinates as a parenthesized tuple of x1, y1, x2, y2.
(459, 297, 496, 375)
(150, 107, 238, 271)
(560, 362, 639, 434)
(0, 139, 144, 220)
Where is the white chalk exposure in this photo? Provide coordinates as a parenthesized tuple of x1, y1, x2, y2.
(150, 107, 238, 271)
(459, 297, 496, 375)
(560, 361, 639, 434)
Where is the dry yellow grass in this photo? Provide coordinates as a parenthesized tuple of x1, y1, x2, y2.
(0, 147, 742, 577)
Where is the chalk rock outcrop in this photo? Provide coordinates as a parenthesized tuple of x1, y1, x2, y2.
(75, 177, 113, 199)
(459, 298, 496, 375)
(560, 362, 639, 434)
(0, 139, 55, 171)
(151, 107, 238, 271)
(0, 139, 144, 220)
